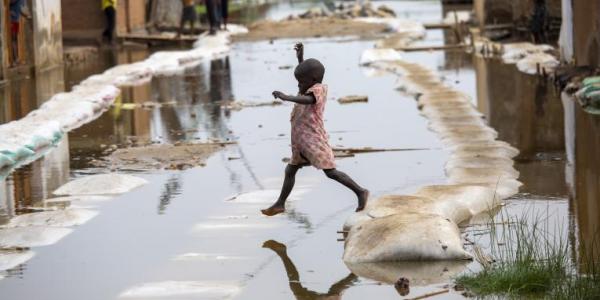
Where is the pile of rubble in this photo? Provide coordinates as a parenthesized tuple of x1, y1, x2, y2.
(293, 3, 396, 20)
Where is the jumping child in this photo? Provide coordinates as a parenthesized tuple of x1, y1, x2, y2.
(261, 43, 369, 216)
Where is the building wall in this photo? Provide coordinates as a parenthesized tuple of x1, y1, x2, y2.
(62, 0, 146, 40)
(572, 0, 600, 67)
(474, 0, 561, 26)
(32, 0, 63, 69)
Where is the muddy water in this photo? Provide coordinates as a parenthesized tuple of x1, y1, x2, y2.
(1, 1, 598, 299)
(0, 3, 456, 299)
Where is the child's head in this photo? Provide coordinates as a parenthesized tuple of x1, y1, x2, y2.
(294, 58, 325, 94)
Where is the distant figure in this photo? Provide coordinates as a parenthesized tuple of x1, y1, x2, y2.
(261, 43, 369, 217)
(204, 0, 218, 35)
(220, 0, 228, 30)
(530, 0, 548, 44)
(177, 0, 197, 38)
(9, 0, 30, 67)
(102, 0, 117, 43)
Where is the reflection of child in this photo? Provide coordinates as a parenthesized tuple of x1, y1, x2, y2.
(261, 43, 369, 216)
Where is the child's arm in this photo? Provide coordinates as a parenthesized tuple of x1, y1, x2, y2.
(294, 43, 304, 64)
(273, 91, 316, 105)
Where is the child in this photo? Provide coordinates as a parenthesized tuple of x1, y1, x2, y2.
(261, 43, 369, 216)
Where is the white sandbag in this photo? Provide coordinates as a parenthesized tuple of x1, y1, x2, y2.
(2, 209, 98, 228)
(225, 189, 307, 204)
(0, 227, 73, 247)
(0, 153, 15, 169)
(356, 18, 426, 38)
(446, 156, 514, 171)
(53, 174, 148, 196)
(414, 184, 500, 219)
(516, 52, 559, 75)
(119, 281, 240, 299)
(0, 250, 35, 272)
(451, 142, 519, 159)
(360, 49, 402, 65)
(343, 213, 472, 263)
(343, 210, 373, 231)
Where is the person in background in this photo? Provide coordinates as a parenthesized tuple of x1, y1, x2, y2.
(220, 0, 228, 30)
(102, 0, 117, 44)
(177, 0, 197, 38)
(9, 0, 31, 67)
(205, 0, 218, 35)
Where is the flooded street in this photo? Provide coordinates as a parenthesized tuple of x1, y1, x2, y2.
(0, 0, 599, 299)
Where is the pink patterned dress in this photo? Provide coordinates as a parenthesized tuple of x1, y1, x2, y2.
(289, 83, 336, 170)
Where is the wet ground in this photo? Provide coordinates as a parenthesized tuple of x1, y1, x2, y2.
(0, 1, 599, 299)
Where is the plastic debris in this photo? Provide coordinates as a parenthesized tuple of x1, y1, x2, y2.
(53, 174, 148, 196)
(0, 227, 73, 248)
(119, 281, 241, 299)
(360, 48, 403, 65)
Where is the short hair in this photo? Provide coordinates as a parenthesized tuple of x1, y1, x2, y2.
(294, 58, 325, 83)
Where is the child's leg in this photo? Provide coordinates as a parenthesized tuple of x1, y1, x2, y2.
(261, 164, 301, 216)
(323, 169, 369, 212)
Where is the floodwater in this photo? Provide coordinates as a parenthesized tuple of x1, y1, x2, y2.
(0, 1, 598, 299)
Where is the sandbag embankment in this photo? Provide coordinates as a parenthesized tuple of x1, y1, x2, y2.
(343, 51, 522, 263)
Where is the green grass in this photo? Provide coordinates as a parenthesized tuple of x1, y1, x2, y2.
(455, 209, 600, 299)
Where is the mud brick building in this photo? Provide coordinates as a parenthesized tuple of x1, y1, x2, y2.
(474, 0, 561, 27)
(1, 0, 63, 79)
(570, 0, 600, 67)
(61, 0, 147, 43)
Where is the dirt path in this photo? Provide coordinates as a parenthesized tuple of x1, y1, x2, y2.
(234, 18, 388, 41)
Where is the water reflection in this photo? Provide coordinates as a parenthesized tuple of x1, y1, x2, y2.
(157, 174, 182, 214)
(473, 55, 567, 196)
(263, 240, 358, 299)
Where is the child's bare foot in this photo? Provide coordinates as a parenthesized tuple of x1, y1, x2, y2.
(262, 239, 286, 252)
(261, 204, 285, 216)
(356, 189, 369, 212)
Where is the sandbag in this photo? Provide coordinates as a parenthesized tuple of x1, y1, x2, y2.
(2, 209, 98, 228)
(53, 174, 148, 196)
(0, 227, 73, 247)
(0, 250, 35, 272)
(343, 213, 472, 262)
(360, 49, 403, 65)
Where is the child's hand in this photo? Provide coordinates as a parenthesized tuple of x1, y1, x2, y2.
(272, 91, 286, 100)
(294, 43, 304, 63)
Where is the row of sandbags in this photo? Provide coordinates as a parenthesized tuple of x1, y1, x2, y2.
(343, 51, 522, 263)
(0, 26, 248, 174)
(474, 40, 560, 75)
(0, 174, 148, 278)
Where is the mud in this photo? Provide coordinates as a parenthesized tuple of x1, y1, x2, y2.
(234, 18, 388, 41)
(99, 142, 231, 171)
